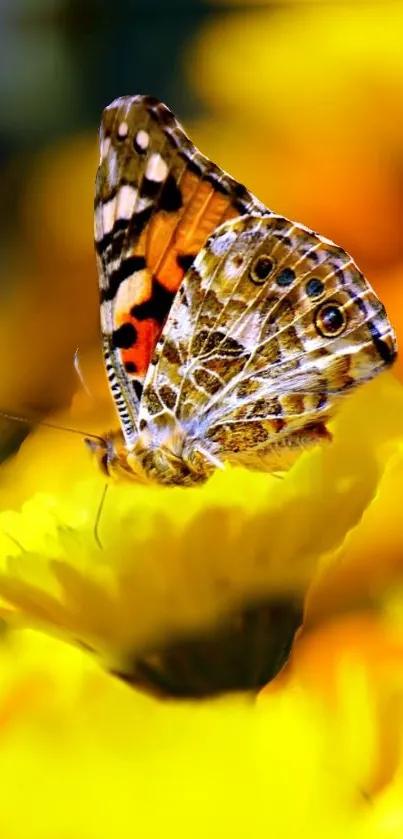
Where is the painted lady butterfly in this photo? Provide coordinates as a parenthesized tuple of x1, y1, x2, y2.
(90, 95, 397, 486)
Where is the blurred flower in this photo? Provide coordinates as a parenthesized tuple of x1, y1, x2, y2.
(304, 435, 403, 632)
(0, 131, 100, 457)
(1, 625, 403, 839)
(259, 610, 403, 809)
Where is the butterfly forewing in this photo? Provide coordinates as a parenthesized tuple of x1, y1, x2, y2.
(140, 214, 396, 465)
(94, 95, 270, 446)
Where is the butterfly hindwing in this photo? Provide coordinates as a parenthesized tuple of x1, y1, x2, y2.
(94, 95, 269, 446)
(139, 214, 396, 467)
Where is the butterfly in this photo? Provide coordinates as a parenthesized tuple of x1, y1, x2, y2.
(90, 94, 397, 486)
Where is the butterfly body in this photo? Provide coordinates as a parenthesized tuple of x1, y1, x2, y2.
(91, 95, 397, 486)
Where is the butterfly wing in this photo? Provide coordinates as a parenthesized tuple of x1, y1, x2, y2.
(94, 95, 269, 447)
(139, 214, 396, 469)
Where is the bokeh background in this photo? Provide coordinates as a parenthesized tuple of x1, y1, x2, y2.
(1, 0, 402, 460)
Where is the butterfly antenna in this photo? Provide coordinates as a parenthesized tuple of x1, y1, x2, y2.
(74, 348, 95, 399)
(0, 410, 105, 446)
(94, 483, 108, 549)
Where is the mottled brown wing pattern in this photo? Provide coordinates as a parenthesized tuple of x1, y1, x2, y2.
(94, 95, 269, 447)
(139, 214, 396, 468)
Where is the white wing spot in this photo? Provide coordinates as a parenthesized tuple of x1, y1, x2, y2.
(102, 196, 117, 235)
(114, 270, 152, 321)
(117, 121, 128, 138)
(100, 301, 113, 334)
(145, 152, 168, 182)
(107, 147, 119, 187)
(94, 204, 104, 241)
(116, 185, 138, 219)
(208, 229, 238, 258)
(136, 129, 149, 150)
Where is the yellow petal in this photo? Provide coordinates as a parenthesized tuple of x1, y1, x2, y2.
(1, 627, 400, 839)
(0, 374, 401, 687)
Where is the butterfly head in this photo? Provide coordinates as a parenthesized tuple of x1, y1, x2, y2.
(85, 423, 216, 487)
(84, 430, 148, 483)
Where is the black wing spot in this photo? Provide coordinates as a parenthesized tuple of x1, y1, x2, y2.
(273, 234, 292, 248)
(176, 253, 197, 273)
(314, 303, 346, 338)
(250, 255, 274, 284)
(306, 278, 325, 299)
(130, 278, 175, 325)
(159, 174, 183, 212)
(112, 323, 138, 349)
(132, 380, 143, 401)
(141, 177, 161, 199)
(368, 323, 396, 365)
(276, 267, 295, 287)
(300, 247, 319, 263)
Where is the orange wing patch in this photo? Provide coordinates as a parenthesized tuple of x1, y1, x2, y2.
(116, 190, 241, 378)
(95, 94, 269, 443)
(145, 174, 242, 292)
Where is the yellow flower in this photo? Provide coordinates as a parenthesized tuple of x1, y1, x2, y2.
(303, 389, 403, 634)
(260, 611, 403, 797)
(0, 372, 402, 698)
(0, 333, 403, 834)
(1, 626, 403, 839)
